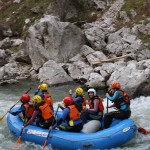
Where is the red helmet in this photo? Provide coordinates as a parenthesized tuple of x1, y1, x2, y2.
(20, 94, 30, 103)
(111, 82, 121, 89)
(63, 96, 73, 106)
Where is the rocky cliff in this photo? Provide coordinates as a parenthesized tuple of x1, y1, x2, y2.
(0, 0, 150, 98)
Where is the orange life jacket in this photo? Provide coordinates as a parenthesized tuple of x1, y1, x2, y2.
(81, 96, 86, 108)
(43, 93, 53, 106)
(114, 90, 130, 108)
(39, 103, 54, 120)
(68, 105, 80, 120)
(88, 96, 104, 112)
(24, 103, 34, 118)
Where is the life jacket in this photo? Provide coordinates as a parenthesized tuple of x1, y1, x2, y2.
(114, 90, 130, 109)
(68, 105, 80, 120)
(24, 103, 34, 118)
(43, 93, 53, 106)
(88, 96, 104, 112)
(81, 96, 86, 108)
(39, 103, 54, 120)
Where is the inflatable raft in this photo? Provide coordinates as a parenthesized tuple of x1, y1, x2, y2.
(7, 107, 137, 150)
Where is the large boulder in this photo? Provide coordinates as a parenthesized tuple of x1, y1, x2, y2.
(24, 15, 85, 70)
(107, 60, 150, 98)
(38, 60, 73, 86)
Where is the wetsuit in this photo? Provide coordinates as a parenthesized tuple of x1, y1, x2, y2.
(104, 90, 131, 129)
(52, 105, 83, 132)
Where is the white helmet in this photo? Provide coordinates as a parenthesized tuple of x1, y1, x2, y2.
(88, 88, 96, 96)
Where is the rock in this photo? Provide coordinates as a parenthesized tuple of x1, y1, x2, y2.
(24, 15, 85, 70)
(38, 60, 73, 86)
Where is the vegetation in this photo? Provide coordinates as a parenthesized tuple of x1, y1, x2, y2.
(116, 0, 150, 27)
(138, 33, 150, 50)
(115, 0, 150, 49)
(0, 0, 149, 45)
(0, 0, 53, 38)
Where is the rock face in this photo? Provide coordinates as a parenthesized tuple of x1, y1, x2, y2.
(24, 15, 86, 70)
(0, 0, 150, 98)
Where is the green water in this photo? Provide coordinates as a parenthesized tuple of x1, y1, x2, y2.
(0, 79, 150, 150)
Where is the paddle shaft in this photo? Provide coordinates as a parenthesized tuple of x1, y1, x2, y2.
(47, 106, 59, 139)
(42, 106, 59, 150)
(0, 88, 32, 121)
(16, 125, 24, 144)
(106, 98, 109, 113)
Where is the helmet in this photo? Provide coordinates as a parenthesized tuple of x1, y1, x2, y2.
(63, 96, 73, 106)
(75, 88, 83, 95)
(111, 82, 121, 89)
(20, 94, 30, 102)
(40, 83, 48, 91)
(32, 95, 43, 105)
(88, 88, 96, 96)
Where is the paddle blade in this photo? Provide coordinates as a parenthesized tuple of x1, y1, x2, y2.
(0, 113, 7, 122)
(0, 117, 4, 122)
(16, 137, 22, 144)
(138, 127, 149, 135)
(42, 140, 48, 150)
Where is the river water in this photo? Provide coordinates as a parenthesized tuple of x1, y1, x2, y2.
(0, 79, 150, 150)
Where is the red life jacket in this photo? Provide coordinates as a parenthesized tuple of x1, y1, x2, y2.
(114, 90, 130, 108)
(88, 96, 104, 112)
(68, 105, 80, 120)
(24, 103, 34, 118)
(39, 103, 54, 120)
(43, 93, 53, 106)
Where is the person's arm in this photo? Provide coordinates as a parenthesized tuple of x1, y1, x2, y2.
(52, 108, 70, 129)
(86, 99, 99, 113)
(34, 89, 40, 95)
(107, 91, 118, 102)
(69, 89, 73, 97)
(10, 104, 25, 115)
(107, 91, 123, 102)
(50, 105, 54, 112)
(24, 110, 39, 127)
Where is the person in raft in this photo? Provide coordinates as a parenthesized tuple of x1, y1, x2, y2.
(81, 88, 104, 124)
(50, 96, 83, 132)
(21, 95, 56, 129)
(69, 87, 86, 112)
(9, 94, 34, 123)
(104, 82, 131, 129)
(34, 83, 54, 112)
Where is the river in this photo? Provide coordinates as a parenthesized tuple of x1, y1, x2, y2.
(0, 79, 150, 150)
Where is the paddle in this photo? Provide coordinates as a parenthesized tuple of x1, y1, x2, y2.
(138, 127, 149, 135)
(135, 121, 149, 135)
(42, 106, 59, 150)
(0, 87, 32, 122)
(106, 98, 109, 113)
(16, 127, 24, 144)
